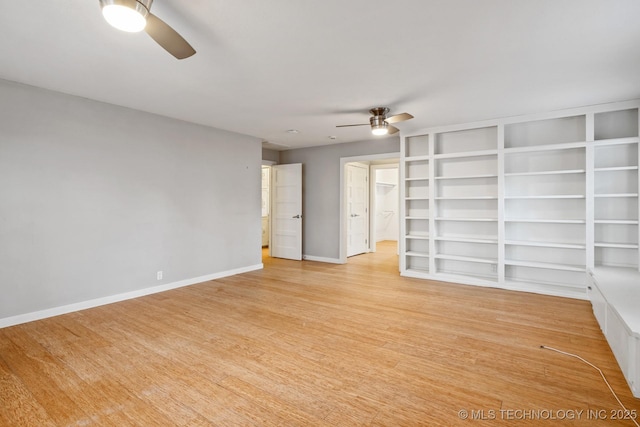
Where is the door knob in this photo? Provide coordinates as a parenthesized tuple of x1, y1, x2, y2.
(292, 214, 301, 219)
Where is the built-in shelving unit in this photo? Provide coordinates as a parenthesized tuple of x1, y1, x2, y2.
(593, 109, 640, 270)
(402, 135, 430, 273)
(433, 127, 499, 284)
(400, 101, 640, 299)
(503, 116, 587, 297)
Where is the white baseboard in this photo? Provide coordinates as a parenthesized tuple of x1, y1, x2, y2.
(0, 263, 263, 329)
(303, 255, 344, 264)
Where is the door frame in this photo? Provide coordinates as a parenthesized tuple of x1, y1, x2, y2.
(339, 152, 400, 264)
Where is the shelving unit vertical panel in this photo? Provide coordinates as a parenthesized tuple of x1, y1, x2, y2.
(586, 113, 595, 269)
(428, 132, 437, 274)
(497, 124, 505, 283)
(399, 135, 408, 273)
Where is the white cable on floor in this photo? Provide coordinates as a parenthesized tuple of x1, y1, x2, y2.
(540, 345, 640, 427)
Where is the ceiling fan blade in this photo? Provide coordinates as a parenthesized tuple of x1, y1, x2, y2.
(388, 125, 400, 135)
(145, 13, 196, 59)
(385, 113, 414, 124)
(336, 123, 369, 128)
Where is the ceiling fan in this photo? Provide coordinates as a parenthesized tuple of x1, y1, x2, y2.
(99, 0, 196, 59)
(337, 107, 414, 136)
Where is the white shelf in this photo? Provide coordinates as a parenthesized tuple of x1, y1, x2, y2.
(434, 149, 498, 159)
(595, 242, 639, 249)
(406, 251, 429, 258)
(595, 166, 639, 172)
(592, 136, 640, 147)
(434, 236, 498, 244)
(434, 254, 497, 264)
(435, 196, 498, 200)
(505, 259, 586, 272)
(405, 234, 430, 240)
(436, 271, 498, 285)
(405, 177, 429, 181)
(434, 174, 498, 180)
(405, 155, 430, 161)
(435, 217, 498, 222)
(505, 195, 585, 200)
(405, 216, 429, 220)
(595, 219, 639, 225)
(504, 141, 587, 154)
(505, 240, 586, 250)
(594, 193, 638, 198)
(405, 197, 429, 200)
(505, 169, 585, 177)
(505, 218, 586, 224)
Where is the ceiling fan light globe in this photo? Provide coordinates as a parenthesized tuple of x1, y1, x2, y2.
(101, 1, 148, 32)
(370, 115, 389, 136)
(371, 126, 389, 136)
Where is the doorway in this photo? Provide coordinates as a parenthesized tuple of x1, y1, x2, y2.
(339, 153, 400, 265)
(261, 165, 271, 250)
(261, 161, 304, 261)
(371, 165, 399, 254)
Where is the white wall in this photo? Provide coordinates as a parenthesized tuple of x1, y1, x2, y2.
(375, 168, 399, 241)
(0, 80, 262, 323)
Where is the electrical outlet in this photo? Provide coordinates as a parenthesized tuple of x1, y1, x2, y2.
(157, 271, 163, 281)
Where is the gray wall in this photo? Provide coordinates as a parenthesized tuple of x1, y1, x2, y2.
(280, 138, 400, 260)
(262, 148, 280, 163)
(0, 80, 262, 320)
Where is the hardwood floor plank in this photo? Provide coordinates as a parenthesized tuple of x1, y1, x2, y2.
(0, 356, 56, 427)
(1, 242, 638, 426)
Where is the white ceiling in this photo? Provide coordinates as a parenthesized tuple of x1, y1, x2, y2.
(1, 1, 639, 150)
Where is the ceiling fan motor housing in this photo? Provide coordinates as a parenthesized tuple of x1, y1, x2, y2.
(369, 116, 388, 127)
(369, 107, 390, 120)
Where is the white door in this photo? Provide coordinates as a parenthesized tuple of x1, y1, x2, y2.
(347, 163, 369, 257)
(270, 163, 302, 260)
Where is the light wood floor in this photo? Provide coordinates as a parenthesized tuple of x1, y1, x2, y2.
(1, 241, 638, 426)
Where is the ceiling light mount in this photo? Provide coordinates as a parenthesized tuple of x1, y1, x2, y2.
(369, 107, 390, 118)
(100, 0, 152, 32)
